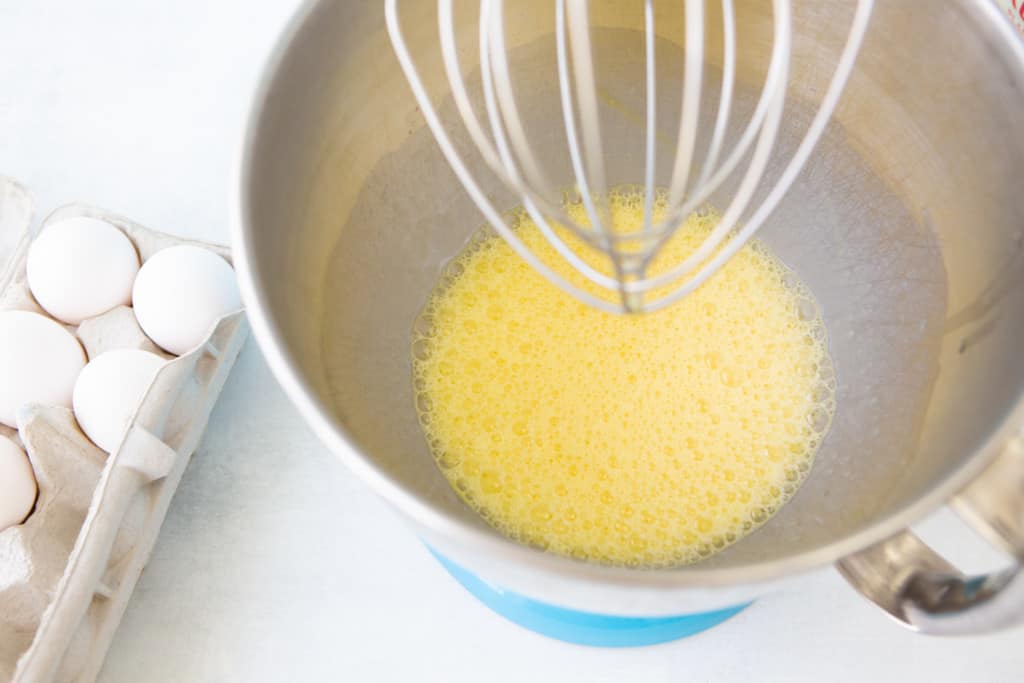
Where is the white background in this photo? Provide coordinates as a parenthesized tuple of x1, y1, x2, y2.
(1, 2, 1022, 681)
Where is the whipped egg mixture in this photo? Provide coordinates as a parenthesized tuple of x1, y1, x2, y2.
(413, 188, 835, 567)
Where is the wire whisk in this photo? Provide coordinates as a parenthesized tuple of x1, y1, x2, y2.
(386, 0, 874, 313)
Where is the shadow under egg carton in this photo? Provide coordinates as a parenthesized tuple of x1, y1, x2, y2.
(0, 178, 248, 683)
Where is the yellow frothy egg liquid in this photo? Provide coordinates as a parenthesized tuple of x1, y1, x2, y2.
(413, 188, 835, 567)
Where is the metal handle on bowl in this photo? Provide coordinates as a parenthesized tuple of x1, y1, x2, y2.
(837, 431, 1024, 635)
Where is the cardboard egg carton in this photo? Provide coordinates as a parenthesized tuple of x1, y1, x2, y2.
(0, 176, 248, 683)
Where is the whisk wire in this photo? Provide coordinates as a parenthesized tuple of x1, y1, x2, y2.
(644, 0, 875, 312)
(636, 0, 791, 296)
(641, 0, 657, 239)
(696, 0, 735, 190)
(666, 0, 705, 215)
(386, 0, 622, 312)
(441, 0, 624, 293)
(558, 0, 636, 307)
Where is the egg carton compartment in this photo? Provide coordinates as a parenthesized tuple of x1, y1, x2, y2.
(0, 178, 248, 683)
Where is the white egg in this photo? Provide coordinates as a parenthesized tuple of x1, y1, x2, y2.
(0, 311, 86, 427)
(132, 245, 241, 356)
(72, 349, 166, 453)
(27, 216, 140, 325)
(0, 435, 37, 532)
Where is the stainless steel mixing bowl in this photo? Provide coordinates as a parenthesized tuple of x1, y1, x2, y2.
(233, 0, 1024, 634)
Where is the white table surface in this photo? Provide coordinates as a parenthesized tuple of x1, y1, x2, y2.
(1, 2, 1022, 681)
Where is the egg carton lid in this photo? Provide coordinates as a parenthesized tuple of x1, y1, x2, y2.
(0, 176, 248, 683)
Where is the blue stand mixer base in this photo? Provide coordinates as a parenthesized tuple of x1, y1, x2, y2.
(431, 550, 750, 647)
